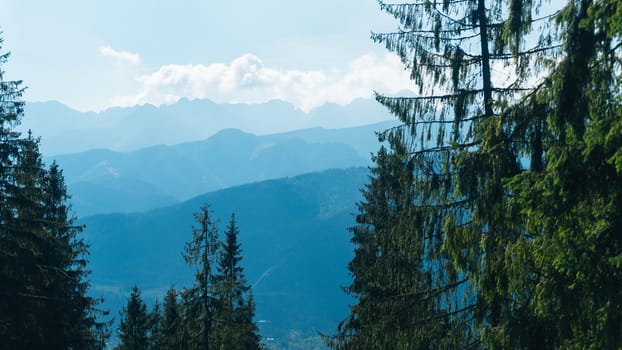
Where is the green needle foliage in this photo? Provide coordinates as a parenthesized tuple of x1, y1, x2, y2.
(182, 204, 220, 350)
(117, 286, 150, 350)
(179, 206, 260, 350)
(212, 214, 261, 350)
(503, 0, 622, 348)
(0, 33, 109, 350)
(116, 209, 261, 350)
(334, 0, 622, 349)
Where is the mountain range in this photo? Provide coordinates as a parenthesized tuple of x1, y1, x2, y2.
(50, 122, 393, 216)
(21, 98, 393, 156)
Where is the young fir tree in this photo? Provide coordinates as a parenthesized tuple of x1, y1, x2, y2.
(234, 291, 261, 350)
(212, 213, 261, 350)
(159, 287, 184, 350)
(117, 286, 150, 350)
(182, 203, 220, 350)
(149, 299, 165, 350)
(2, 131, 50, 348)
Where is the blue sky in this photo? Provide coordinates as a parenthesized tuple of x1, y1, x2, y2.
(0, 0, 413, 112)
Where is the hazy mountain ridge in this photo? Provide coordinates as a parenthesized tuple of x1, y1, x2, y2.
(21, 98, 393, 156)
(50, 122, 393, 216)
(80, 167, 368, 346)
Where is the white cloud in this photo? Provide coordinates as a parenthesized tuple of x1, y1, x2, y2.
(99, 45, 140, 65)
(111, 52, 414, 112)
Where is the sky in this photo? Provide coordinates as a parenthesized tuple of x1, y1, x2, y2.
(0, 0, 414, 112)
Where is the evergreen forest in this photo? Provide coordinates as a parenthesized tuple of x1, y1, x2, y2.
(2, 0, 622, 349)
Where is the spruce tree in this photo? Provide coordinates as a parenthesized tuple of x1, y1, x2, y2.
(329, 135, 461, 349)
(160, 287, 184, 350)
(212, 213, 260, 350)
(0, 34, 107, 349)
(335, 0, 563, 348)
(0, 33, 29, 349)
(117, 286, 150, 350)
(503, 0, 622, 348)
(235, 292, 261, 350)
(42, 158, 110, 348)
(149, 299, 165, 350)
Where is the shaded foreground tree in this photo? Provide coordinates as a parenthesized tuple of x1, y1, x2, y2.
(501, 0, 622, 347)
(332, 0, 622, 349)
(331, 0, 559, 348)
(161, 287, 185, 349)
(0, 34, 108, 349)
(329, 135, 467, 349)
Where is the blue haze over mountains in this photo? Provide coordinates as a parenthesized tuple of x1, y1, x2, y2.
(27, 98, 395, 216)
(25, 98, 392, 347)
(22, 98, 393, 156)
(49, 124, 392, 216)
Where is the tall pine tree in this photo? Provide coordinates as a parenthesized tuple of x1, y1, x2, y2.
(329, 133, 464, 349)
(334, 0, 565, 348)
(182, 204, 220, 350)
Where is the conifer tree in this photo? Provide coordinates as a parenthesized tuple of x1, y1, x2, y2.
(0, 33, 29, 349)
(212, 213, 260, 350)
(2, 132, 48, 348)
(0, 34, 107, 349)
(39, 158, 109, 349)
(160, 287, 184, 350)
(334, 0, 563, 348)
(503, 0, 622, 348)
(149, 300, 165, 350)
(329, 135, 465, 349)
(235, 292, 261, 350)
(182, 204, 220, 350)
(117, 286, 150, 350)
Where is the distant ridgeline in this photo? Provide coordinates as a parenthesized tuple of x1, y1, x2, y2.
(47, 124, 391, 216)
(22, 98, 395, 156)
(1, 29, 378, 348)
